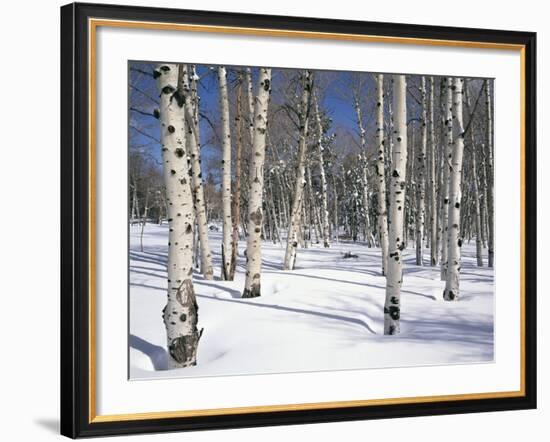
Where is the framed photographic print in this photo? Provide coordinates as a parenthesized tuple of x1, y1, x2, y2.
(60, 2, 537, 438)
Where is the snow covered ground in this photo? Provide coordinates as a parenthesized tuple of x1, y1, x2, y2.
(129, 224, 494, 380)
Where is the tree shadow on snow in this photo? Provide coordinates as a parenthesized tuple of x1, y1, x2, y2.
(265, 271, 436, 301)
(130, 251, 166, 267)
(130, 281, 165, 292)
(459, 272, 493, 281)
(397, 316, 495, 361)
(130, 267, 166, 280)
(129, 334, 168, 371)
(194, 280, 242, 299)
(196, 294, 377, 334)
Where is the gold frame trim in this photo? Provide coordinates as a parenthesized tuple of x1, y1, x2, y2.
(88, 18, 527, 424)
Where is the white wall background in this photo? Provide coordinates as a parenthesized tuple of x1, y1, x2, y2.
(0, 0, 545, 440)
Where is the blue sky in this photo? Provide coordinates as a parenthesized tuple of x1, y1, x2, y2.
(129, 62, 382, 181)
(128, 62, 487, 184)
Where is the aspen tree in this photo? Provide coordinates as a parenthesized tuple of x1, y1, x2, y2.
(407, 125, 416, 248)
(155, 64, 201, 368)
(333, 174, 339, 243)
(484, 79, 495, 268)
(353, 90, 374, 247)
(242, 68, 272, 298)
(375, 74, 389, 275)
(480, 159, 489, 248)
(428, 77, 438, 266)
(354, 95, 367, 151)
(139, 188, 149, 252)
(245, 68, 255, 146)
(443, 78, 466, 301)
(440, 77, 453, 280)
(465, 84, 484, 267)
(361, 163, 373, 247)
(472, 143, 484, 266)
(415, 76, 427, 266)
(384, 75, 408, 335)
(217, 67, 233, 280)
(283, 71, 312, 270)
(229, 74, 244, 280)
(179, 65, 214, 280)
(312, 93, 331, 248)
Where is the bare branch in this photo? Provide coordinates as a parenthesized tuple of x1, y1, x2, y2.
(129, 84, 159, 105)
(130, 125, 160, 143)
(130, 67, 154, 78)
(130, 106, 158, 119)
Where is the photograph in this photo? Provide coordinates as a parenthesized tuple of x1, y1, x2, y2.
(128, 61, 496, 379)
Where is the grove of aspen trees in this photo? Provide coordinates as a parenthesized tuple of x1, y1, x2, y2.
(129, 62, 494, 371)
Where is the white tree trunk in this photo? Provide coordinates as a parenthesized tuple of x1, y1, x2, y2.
(245, 67, 255, 147)
(266, 176, 281, 243)
(472, 143, 484, 267)
(465, 84, 484, 267)
(428, 77, 438, 266)
(306, 163, 320, 244)
(440, 77, 453, 280)
(155, 64, 201, 368)
(480, 159, 489, 248)
(230, 74, 244, 280)
(354, 97, 367, 151)
(242, 68, 272, 298)
(407, 127, 416, 248)
(415, 77, 427, 266)
(333, 175, 339, 243)
(217, 67, 234, 280)
(383, 75, 408, 335)
(131, 182, 138, 221)
(283, 71, 312, 270)
(443, 78, 466, 301)
(139, 187, 149, 252)
(313, 93, 330, 248)
(179, 64, 214, 280)
(484, 79, 495, 268)
(375, 74, 389, 275)
(353, 94, 373, 247)
(361, 164, 373, 247)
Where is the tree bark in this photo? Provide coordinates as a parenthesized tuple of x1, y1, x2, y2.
(242, 68, 272, 298)
(312, 93, 331, 248)
(333, 175, 339, 243)
(484, 79, 495, 268)
(410, 128, 416, 246)
(428, 77, 438, 266)
(480, 157, 488, 248)
(229, 74, 244, 280)
(384, 75, 408, 335)
(353, 94, 373, 247)
(266, 175, 281, 243)
(443, 78, 466, 301)
(179, 64, 214, 280)
(472, 145, 484, 267)
(375, 74, 390, 275)
(466, 85, 484, 267)
(361, 163, 373, 247)
(440, 77, 453, 280)
(415, 77, 427, 266)
(139, 187, 149, 252)
(155, 64, 201, 368)
(130, 181, 138, 222)
(217, 67, 234, 280)
(245, 68, 255, 148)
(283, 71, 312, 270)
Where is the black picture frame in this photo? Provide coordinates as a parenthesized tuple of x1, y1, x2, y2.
(60, 2, 537, 438)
